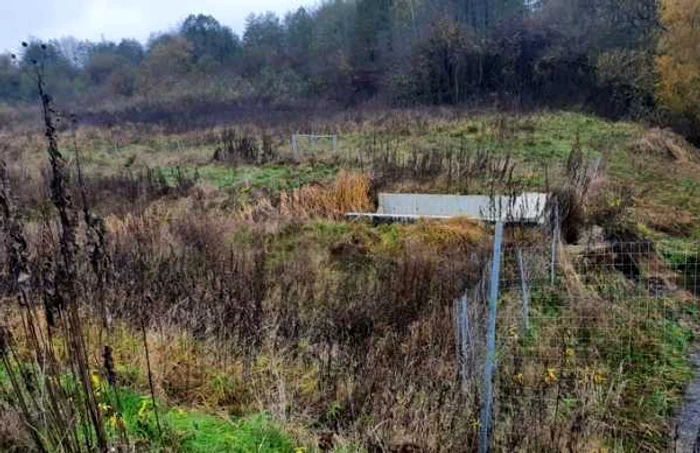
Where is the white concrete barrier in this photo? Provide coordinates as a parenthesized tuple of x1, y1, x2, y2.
(347, 192, 549, 224)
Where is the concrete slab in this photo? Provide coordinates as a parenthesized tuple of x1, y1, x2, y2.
(347, 192, 549, 224)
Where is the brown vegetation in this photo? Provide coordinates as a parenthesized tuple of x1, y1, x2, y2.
(632, 127, 700, 162)
(279, 171, 373, 220)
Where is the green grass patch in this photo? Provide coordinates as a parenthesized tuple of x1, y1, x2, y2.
(115, 390, 296, 452)
(0, 366, 297, 452)
(345, 111, 639, 162)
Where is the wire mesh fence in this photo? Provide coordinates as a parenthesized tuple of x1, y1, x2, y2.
(457, 228, 700, 451)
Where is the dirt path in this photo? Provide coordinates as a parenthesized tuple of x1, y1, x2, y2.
(675, 348, 700, 452)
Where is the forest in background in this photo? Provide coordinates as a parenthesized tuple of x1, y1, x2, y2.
(0, 0, 699, 139)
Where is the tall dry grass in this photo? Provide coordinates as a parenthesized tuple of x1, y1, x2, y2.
(279, 170, 373, 220)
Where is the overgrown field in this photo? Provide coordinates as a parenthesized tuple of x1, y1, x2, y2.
(1, 107, 700, 452)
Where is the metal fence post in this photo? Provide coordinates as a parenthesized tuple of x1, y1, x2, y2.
(479, 221, 504, 453)
(453, 297, 461, 380)
(551, 201, 560, 285)
(517, 248, 530, 335)
(291, 134, 298, 159)
(454, 293, 471, 391)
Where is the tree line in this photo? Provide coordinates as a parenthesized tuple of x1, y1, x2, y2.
(0, 0, 698, 137)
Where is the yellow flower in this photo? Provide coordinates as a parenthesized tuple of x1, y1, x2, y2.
(98, 402, 112, 413)
(593, 369, 606, 385)
(294, 448, 307, 453)
(90, 371, 102, 390)
(565, 348, 575, 358)
(508, 326, 519, 340)
(545, 368, 557, 384)
(138, 398, 151, 418)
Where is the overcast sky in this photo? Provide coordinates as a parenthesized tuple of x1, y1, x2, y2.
(0, 0, 311, 53)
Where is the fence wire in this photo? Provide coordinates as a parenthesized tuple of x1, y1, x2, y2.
(458, 233, 700, 451)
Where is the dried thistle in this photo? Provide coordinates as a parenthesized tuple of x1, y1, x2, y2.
(0, 326, 10, 358)
(35, 55, 109, 451)
(38, 218, 61, 328)
(102, 345, 116, 387)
